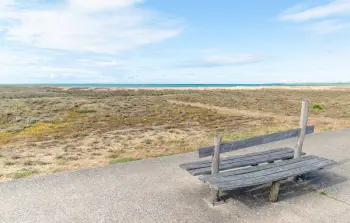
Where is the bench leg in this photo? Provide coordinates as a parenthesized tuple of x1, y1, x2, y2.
(269, 180, 281, 202)
(210, 187, 220, 203)
(206, 187, 225, 206)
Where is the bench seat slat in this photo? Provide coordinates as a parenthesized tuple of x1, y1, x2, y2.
(208, 156, 335, 190)
(188, 151, 297, 176)
(202, 155, 325, 183)
(183, 148, 305, 176)
(180, 147, 292, 170)
(199, 155, 317, 181)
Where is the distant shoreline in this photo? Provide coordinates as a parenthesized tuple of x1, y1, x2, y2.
(1, 83, 350, 89)
(1, 84, 350, 91)
(2, 85, 349, 92)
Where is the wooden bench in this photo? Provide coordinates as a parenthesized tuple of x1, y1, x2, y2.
(180, 100, 335, 205)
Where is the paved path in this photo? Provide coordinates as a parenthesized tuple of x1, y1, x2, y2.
(1, 129, 350, 223)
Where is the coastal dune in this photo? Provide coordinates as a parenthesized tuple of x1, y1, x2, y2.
(0, 86, 349, 181)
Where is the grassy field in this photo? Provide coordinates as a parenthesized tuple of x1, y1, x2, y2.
(1, 86, 350, 181)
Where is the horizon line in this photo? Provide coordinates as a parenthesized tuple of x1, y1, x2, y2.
(1, 82, 350, 86)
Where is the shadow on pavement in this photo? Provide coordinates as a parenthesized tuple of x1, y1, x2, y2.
(221, 169, 347, 208)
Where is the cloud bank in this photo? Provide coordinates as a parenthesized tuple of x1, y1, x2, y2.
(0, 0, 183, 83)
(280, 0, 350, 34)
(0, 0, 181, 54)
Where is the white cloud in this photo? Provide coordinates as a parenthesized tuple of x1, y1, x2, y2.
(38, 66, 98, 75)
(0, 0, 182, 54)
(0, 49, 117, 83)
(280, 0, 350, 34)
(179, 54, 264, 68)
(204, 55, 264, 65)
(0, 0, 182, 83)
(281, 0, 350, 22)
(0, 50, 52, 66)
(0, 0, 13, 11)
(94, 60, 124, 67)
(68, 0, 143, 12)
(78, 59, 124, 67)
(308, 19, 350, 34)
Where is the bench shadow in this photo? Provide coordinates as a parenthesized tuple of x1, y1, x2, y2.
(221, 169, 348, 208)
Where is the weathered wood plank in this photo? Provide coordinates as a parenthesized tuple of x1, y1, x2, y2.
(189, 152, 298, 176)
(295, 100, 310, 159)
(189, 151, 303, 176)
(204, 156, 326, 184)
(209, 136, 221, 204)
(211, 136, 221, 176)
(269, 181, 281, 202)
(222, 148, 293, 162)
(198, 126, 315, 158)
(215, 159, 333, 190)
(212, 159, 335, 190)
(180, 147, 293, 170)
(199, 155, 316, 181)
(214, 159, 333, 190)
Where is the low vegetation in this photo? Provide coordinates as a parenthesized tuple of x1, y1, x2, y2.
(0, 86, 350, 181)
(312, 104, 324, 110)
(109, 157, 139, 165)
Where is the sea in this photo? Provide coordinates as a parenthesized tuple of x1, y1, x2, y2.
(2, 83, 350, 88)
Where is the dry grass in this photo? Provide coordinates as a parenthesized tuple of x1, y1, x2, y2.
(0, 86, 350, 181)
(167, 89, 350, 131)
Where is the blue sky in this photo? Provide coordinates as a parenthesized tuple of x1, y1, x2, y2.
(0, 0, 350, 84)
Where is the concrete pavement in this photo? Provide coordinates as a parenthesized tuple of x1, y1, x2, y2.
(1, 129, 350, 222)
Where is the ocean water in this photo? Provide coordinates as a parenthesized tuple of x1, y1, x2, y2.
(2, 83, 350, 88)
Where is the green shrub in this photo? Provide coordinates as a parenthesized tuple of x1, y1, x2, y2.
(6, 126, 25, 133)
(107, 153, 119, 159)
(4, 161, 15, 166)
(76, 109, 96, 114)
(12, 168, 39, 179)
(55, 155, 64, 159)
(143, 139, 152, 144)
(319, 191, 328, 196)
(312, 104, 323, 110)
(109, 157, 139, 165)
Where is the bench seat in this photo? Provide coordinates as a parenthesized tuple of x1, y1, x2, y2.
(198, 155, 335, 191)
(180, 147, 302, 176)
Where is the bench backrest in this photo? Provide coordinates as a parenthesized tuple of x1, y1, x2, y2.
(198, 125, 315, 158)
(198, 99, 313, 158)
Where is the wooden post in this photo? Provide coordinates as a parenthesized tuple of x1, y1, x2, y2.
(211, 136, 221, 175)
(269, 180, 281, 202)
(209, 136, 221, 204)
(294, 99, 310, 159)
